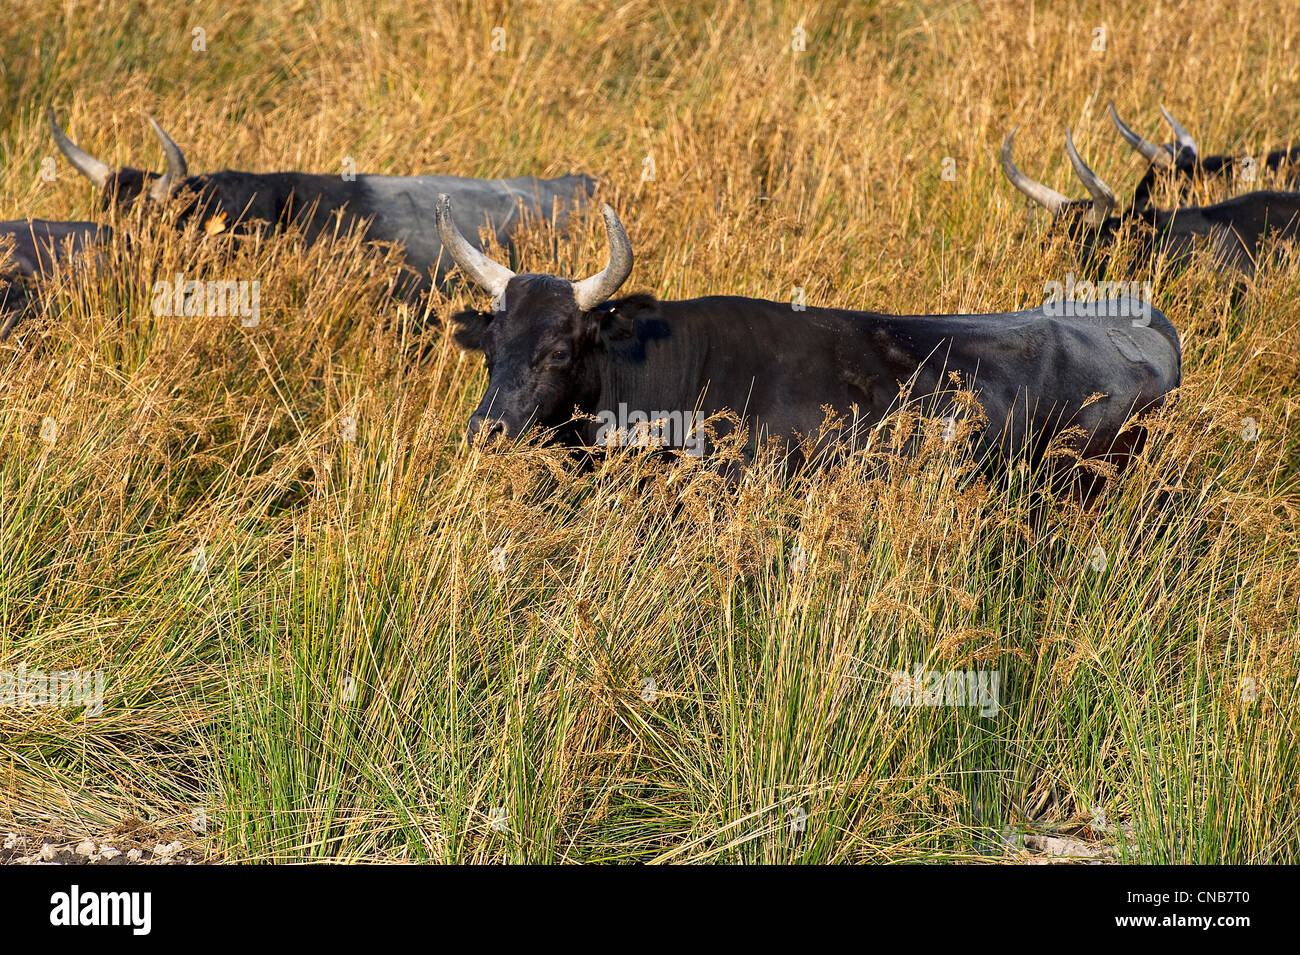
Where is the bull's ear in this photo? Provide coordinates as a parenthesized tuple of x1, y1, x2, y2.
(450, 308, 492, 351)
(591, 293, 657, 344)
(595, 303, 635, 342)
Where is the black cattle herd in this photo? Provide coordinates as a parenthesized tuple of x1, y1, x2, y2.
(2, 101, 1295, 484)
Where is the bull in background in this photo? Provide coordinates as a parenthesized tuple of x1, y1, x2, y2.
(1108, 102, 1300, 213)
(49, 108, 596, 298)
(1002, 127, 1300, 277)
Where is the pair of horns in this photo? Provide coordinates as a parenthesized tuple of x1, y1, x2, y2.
(1107, 101, 1199, 167)
(1001, 127, 1117, 227)
(48, 108, 188, 201)
(435, 195, 633, 311)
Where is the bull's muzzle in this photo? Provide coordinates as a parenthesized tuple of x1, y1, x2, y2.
(467, 413, 508, 444)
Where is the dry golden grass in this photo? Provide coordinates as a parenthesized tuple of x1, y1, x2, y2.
(0, 0, 1298, 862)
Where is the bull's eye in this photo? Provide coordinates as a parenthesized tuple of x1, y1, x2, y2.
(549, 347, 570, 364)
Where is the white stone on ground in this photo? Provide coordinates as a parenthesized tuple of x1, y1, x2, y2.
(153, 840, 183, 858)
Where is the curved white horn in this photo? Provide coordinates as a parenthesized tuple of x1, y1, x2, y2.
(48, 107, 111, 189)
(1108, 101, 1173, 168)
(146, 117, 189, 201)
(1159, 105, 1199, 160)
(571, 204, 634, 311)
(434, 194, 515, 301)
(1064, 129, 1117, 227)
(1000, 127, 1070, 214)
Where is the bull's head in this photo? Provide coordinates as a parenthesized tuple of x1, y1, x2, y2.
(1107, 101, 1200, 170)
(1107, 102, 1249, 214)
(436, 194, 634, 445)
(49, 108, 192, 208)
(1001, 126, 1122, 247)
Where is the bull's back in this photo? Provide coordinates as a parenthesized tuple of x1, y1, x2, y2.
(927, 302, 1179, 462)
(0, 219, 108, 340)
(0, 220, 108, 278)
(659, 296, 1180, 464)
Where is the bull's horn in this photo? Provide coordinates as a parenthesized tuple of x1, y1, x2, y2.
(1064, 129, 1117, 227)
(571, 204, 634, 311)
(1108, 101, 1172, 168)
(1159, 105, 1199, 160)
(434, 194, 516, 301)
(1000, 127, 1070, 215)
(146, 117, 188, 201)
(48, 107, 111, 189)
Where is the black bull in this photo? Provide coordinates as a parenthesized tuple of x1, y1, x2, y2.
(1002, 127, 1300, 277)
(455, 287, 1181, 470)
(438, 199, 1182, 475)
(49, 109, 595, 297)
(1108, 102, 1300, 213)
